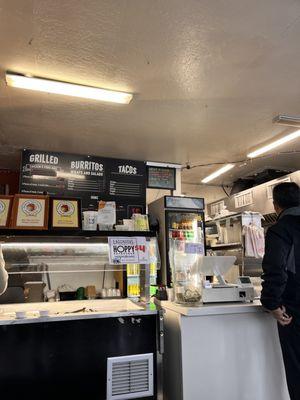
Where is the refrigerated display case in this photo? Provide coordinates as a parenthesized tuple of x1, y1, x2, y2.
(0, 231, 160, 304)
(148, 196, 205, 286)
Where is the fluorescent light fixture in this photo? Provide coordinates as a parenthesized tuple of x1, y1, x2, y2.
(201, 164, 235, 184)
(273, 115, 300, 127)
(5, 72, 133, 104)
(2, 243, 104, 248)
(247, 129, 300, 158)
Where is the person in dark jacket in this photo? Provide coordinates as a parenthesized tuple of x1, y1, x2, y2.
(261, 182, 300, 400)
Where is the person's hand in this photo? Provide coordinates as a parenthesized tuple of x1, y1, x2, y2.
(271, 306, 293, 326)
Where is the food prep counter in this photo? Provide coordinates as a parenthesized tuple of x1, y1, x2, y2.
(0, 298, 156, 325)
(161, 300, 289, 400)
(0, 299, 160, 400)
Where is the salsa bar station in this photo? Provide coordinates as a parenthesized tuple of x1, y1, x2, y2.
(0, 149, 290, 400)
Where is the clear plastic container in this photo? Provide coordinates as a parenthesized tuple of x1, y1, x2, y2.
(169, 238, 203, 306)
(83, 211, 98, 231)
(132, 214, 149, 231)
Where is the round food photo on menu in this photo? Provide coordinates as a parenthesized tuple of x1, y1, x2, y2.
(56, 200, 75, 217)
(22, 200, 42, 216)
(52, 198, 80, 229)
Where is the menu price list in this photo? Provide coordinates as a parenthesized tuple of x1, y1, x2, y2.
(20, 149, 147, 219)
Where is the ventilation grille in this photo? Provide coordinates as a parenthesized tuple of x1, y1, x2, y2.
(262, 213, 277, 226)
(107, 353, 153, 400)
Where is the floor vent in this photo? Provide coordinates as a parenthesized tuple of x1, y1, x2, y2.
(107, 353, 154, 399)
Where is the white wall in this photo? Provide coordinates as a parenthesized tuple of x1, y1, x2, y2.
(147, 188, 171, 205)
(45, 270, 115, 293)
(146, 185, 227, 207)
(182, 184, 227, 204)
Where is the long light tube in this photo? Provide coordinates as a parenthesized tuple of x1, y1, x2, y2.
(247, 129, 300, 158)
(273, 115, 300, 127)
(201, 164, 235, 183)
(2, 243, 104, 248)
(5, 72, 133, 104)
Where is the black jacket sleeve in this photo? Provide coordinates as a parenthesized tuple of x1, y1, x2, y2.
(261, 226, 290, 311)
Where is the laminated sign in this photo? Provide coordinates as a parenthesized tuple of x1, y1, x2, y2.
(108, 237, 150, 265)
(184, 242, 204, 255)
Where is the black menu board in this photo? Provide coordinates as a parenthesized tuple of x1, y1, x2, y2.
(147, 166, 176, 190)
(20, 149, 146, 219)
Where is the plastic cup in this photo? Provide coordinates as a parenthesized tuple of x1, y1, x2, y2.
(83, 211, 98, 231)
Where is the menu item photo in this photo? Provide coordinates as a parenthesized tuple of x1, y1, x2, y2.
(0, 195, 13, 228)
(11, 194, 49, 230)
(50, 197, 81, 229)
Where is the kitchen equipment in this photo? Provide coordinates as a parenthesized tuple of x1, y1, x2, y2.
(24, 282, 45, 303)
(149, 196, 205, 286)
(205, 212, 264, 278)
(76, 287, 85, 300)
(0, 287, 25, 304)
(85, 285, 97, 300)
(200, 256, 255, 303)
(45, 290, 56, 302)
(1, 234, 160, 306)
(59, 291, 76, 301)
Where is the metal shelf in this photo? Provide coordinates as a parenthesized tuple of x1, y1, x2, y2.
(0, 229, 156, 238)
(205, 213, 241, 225)
(169, 229, 194, 232)
(207, 242, 243, 250)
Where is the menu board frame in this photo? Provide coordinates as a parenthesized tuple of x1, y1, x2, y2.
(147, 166, 176, 190)
(49, 197, 82, 230)
(0, 195, 13, 228)
(19, 149, 147, 220)
(11, 194, 49, 230)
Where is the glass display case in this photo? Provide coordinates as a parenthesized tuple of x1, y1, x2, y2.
(0, 234, 160, 304)
(148, 196, 205, 287)
(169, 238, 203, 306)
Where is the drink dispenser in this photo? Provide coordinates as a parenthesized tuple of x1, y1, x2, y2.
(169, 238, 203, 306)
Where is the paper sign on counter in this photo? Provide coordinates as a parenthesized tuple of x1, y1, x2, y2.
(108, 237, 150, 265)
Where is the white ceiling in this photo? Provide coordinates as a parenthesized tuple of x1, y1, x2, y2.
(1, 0, 300, 188)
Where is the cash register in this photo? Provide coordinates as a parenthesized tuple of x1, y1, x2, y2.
(201, 256, 255, 303)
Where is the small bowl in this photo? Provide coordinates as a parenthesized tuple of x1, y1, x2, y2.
(39, 310, 50, 317)
(15, 311, 26, 319)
